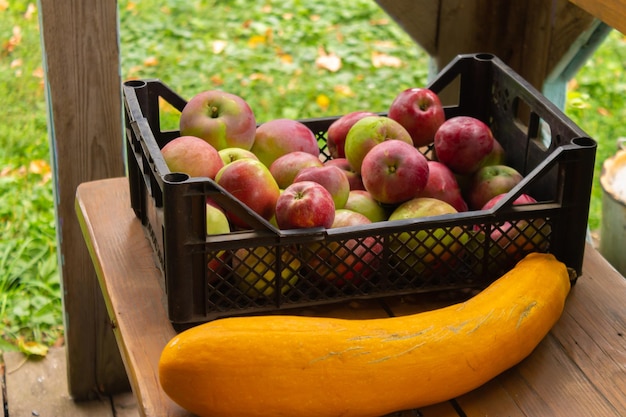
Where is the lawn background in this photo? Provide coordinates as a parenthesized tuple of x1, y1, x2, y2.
(1, 0, 624, 351)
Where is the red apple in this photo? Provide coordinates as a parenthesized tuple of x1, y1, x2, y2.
(388, 88, 445, 147)
(388, 197, 467, 275)
(360, 140, 429, 205)
(269, 151, 324, 189)
(218, 147, 259, 165)
(304, 209, 383, 287)
(466, 165, 524, 211)
(434, 116, 498, 175)
(326, 111, 378, 159)
(293, 165, 350, 209)
(344, 115, 413, 174)
(416, 161, 468, 212)
(323, 158, 365, 191)
(343, 190, 388, 223)
(251, 118, 320, 167)
(478, 193, 550, 262)
(161, 135, 224, 179)
(275, 181, 335, 229)
(215, 159, 281, 228)
(179, 90, 256, 150)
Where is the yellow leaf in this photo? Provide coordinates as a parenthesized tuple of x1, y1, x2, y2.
(316, 94, 330, 111)
(316, 47, 342, 72)
(248, 35, 266, 48)
(371, 51, 402, 68)
(0, 0, 8, 11)
(143, 56, 158, 67)
(10, 58, 22, 69)
(32, 66, 44, 79)
(18, 339, 48, 357)
(333, 84, 355, 98)
(29, 159, 51, 176)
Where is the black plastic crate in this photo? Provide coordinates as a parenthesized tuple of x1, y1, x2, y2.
(123, 53, 596, 328)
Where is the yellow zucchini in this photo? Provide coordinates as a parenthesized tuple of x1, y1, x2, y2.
(159, 252, 570, 417)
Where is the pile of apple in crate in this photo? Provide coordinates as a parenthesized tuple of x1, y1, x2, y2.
(164, 87, 543, 288)
(156, 85, 570, 417)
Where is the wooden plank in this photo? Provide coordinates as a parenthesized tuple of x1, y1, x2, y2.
(548, 247, 626, 413)
(38, 0, 128, 399)
(569, 0, 626, 34)
(4, 348, 113, 417)
(375, 0, 441, 55)
(75, 179, 188, 417)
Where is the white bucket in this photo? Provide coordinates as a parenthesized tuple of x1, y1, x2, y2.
(599, 138, 626, 277)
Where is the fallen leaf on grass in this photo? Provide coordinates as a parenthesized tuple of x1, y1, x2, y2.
(316, 94, 330, 111)
(18, 338, 48, 357)
(316, 46, 341, 72)
(371, 51, 402, 68)
(212, 40, 227, 54)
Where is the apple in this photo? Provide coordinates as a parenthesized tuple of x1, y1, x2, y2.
(388, 197, 467, 276)
(360, 139, 430, 205)
(275, 181, 335, 229)
(233, 245, 301, 298)
(388, 88, 445, 147)
(344, 115, 413, 174)
(206, 200, 231, 284)
(466, 165, 524, 211)
(343, 190, 388, 223)
(434, 116, 498, 175)
(480, 193, 550, 259)
(416, 161, 468, 212)
(214, 159, 281, 228)
(303, 209, 383, 287)
(326, 111, 378, 159)
(179, 90, 256, 150)
(323, 158, 365, 191)
(251, 118, 320, 167)
(293, 165, 350, 209)
(161, 135, 224, 179)
(218, 147, 259, 165)
(269, 151, 324, 189)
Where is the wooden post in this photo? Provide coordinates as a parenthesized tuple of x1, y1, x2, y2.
(38, 0, 129, 400)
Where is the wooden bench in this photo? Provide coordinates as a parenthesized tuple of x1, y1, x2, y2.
(75, 177, 626, 417)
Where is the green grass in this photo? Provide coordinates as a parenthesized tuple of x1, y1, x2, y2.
(0, 0, 624, 350)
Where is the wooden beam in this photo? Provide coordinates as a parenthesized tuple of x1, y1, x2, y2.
(38, 0, 129, 400)
(568, 0, 626, 34)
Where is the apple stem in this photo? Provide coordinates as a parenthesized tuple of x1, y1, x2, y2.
(210, 105, 220, 118)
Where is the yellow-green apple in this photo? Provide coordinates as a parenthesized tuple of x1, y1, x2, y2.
(275, 181, 335, 229)
(434, 116, 500, 175)
(233, 246, 301, 298)
(480, 193, 550, 258)
(304, 209, 383, 287)
(293, 165, 350, 209)
(360, 139, 430, 205)
(218, 147, 259, 165)
(251, 118, 320, 167)
(161, 135, 224, 179)
(388, 88, 445, 147)
(206, 199, 231, 284)
(326, 111, 377, 159)
(467, 165, 523, 210)
(344, 115, 413, 174)
(416, 161, 468, 212)
(179, 90, 256, 151)
(214, 159, 280, 228)
(323, 158, 365, 191)
(388, 197, 467, 275)
(343, 190, 388, 222)
(269, 151, 324, 189)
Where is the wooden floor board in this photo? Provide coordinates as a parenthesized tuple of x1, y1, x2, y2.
(2, 347, 138, 417)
